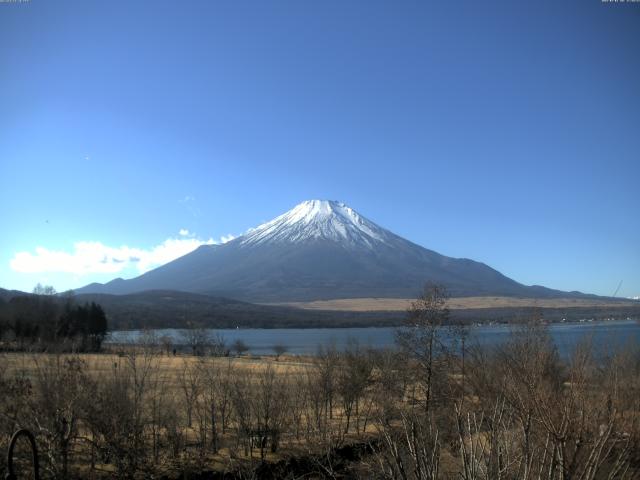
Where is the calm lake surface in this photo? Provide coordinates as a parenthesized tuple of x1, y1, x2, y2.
(108, 319, 640, 357)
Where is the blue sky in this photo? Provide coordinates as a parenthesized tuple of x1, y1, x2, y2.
(1, 0, 638, 297)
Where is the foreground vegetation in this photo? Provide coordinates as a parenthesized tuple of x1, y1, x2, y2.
(1, 287, 639, 479)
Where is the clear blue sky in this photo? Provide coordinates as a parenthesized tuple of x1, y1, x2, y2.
(1, 0, 638, 297)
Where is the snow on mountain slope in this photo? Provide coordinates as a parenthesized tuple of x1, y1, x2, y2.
(240, 200, 392, 247)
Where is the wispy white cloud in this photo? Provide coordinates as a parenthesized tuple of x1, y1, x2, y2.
(220, 234, 235, 243)
(179, 195, 201, 217)
(179, 229, 190, 236)
(9, 234, 230, 276)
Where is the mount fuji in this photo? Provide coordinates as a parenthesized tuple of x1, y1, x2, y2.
(75, 200, 583, 302)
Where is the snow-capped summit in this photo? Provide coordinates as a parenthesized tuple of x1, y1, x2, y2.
(241, 200, 391, 247)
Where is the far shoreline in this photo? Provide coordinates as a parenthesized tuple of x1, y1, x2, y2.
(106, 315, 640, 335)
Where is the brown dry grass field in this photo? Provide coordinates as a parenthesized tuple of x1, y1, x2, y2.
(1, 351, 313, 380)
(267, 296, 638, 311)
(0, 350, 468, 479)
(0, 350, 380, 476)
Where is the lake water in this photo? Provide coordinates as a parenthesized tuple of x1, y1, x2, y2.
(108, 319, 640, 358)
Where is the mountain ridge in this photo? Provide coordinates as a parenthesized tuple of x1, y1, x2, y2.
(74, 200, 598, 302)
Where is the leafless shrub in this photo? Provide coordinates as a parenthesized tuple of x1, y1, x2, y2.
(178, 358, 201, 429)
(396, 283, 451, 414)
(229, 363, 290, 460)
(0, 355, 32, 478)
(272, 343, 288, 360)
(195, 356, 235, 452)
(25, 354, 86, 479)
(232, 338, 250, 356)
(81, 350, 158, 478)
(461, 322, 640, 479)
(337, 340, 374, 435)
(374, 410, 441, 480)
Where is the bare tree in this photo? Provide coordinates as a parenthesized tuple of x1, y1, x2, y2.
(232, 339, 249, 356)
(196, 356, 234, 453)
(27, 354, 86, 479)
(81, 350, 157, 478)
(229, 369, 253, 457)
(272, 343, 288, 360)
(178, 359, 202, 428)
(396, 283, 450, 414)
(147, 361, 171, 465)
(32, 283, 57, 296)
(337, 340, 373, 434)
(374, 410, 441, 480)
(461, 322, 640, 480)
(252, 364, 290, 457)
(0, 356, 31, 479)
(159, 334, 173, 356)
(315, 343, 339, 421)
(181, 323, 212, 356)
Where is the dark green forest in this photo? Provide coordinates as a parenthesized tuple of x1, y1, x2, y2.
(0, 288, 107, 351)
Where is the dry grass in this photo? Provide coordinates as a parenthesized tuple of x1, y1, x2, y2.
(0, 350, 345, 477)
(1, 351, 314, 382)
(266, 296, 637, 312)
